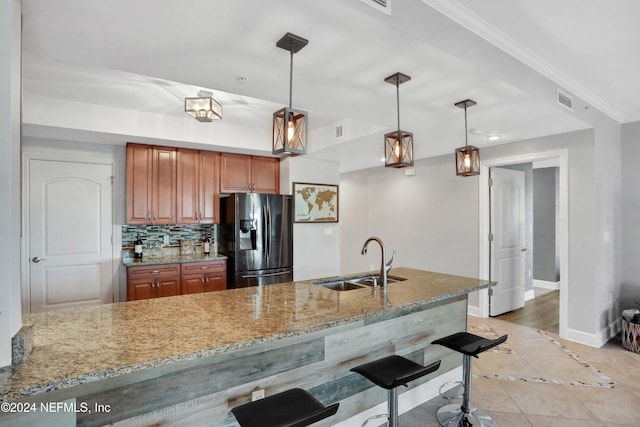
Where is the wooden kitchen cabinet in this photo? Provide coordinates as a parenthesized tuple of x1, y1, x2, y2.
(176, 149, 220, 224)
(180, 260, 227, 294)
(127, 261, 227, 300)
(220, 153, 279, 194)
(127, 263, 181, 301)
(126, 143, 176, 224)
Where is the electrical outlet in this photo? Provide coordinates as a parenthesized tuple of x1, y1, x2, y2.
(163, 235, 170, 245)
(251, 389, 265, 401)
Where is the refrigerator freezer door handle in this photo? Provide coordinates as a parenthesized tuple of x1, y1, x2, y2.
(241, 270, 291, 279)
(266, 204, 271, 260)
(262, 206, 269, 261)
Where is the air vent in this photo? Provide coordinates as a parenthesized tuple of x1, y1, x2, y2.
(557, 89, 573, 112)
(360, 0, 391, 15)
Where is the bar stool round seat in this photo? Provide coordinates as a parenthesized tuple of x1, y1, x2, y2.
(230, 388, 339, 427)
(432, 332, 508, 427)
(351, 355, 441, 427)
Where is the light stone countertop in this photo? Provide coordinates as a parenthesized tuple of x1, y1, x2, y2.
(0, 267, 492, 402)
(122, 254, 227, 267)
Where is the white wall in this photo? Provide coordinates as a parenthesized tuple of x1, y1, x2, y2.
(280, 157, 341, 281)
(339, 129, 625, 345)
(0, 0, 23, 367)
(621, 121, 640, 310)
(340, 156, 480, 280)
(592, 121, 623, 341)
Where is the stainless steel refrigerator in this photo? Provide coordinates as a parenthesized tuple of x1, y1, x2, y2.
(219, 193, 293, 288)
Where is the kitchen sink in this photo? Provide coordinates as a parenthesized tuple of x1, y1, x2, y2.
(312, 274, 407, 291)
(349, 275, 407, 285)
(315, 281, 367, 291)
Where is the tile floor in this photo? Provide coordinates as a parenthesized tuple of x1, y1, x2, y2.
(399, 316, 640, 426)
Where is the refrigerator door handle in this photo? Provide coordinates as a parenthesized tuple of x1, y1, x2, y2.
(241, 270, 291, 279)
(262, 205, 269, 261)
(266, 204, 271, 260)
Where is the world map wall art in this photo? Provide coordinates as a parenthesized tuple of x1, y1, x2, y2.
(293, 182, 339, 223)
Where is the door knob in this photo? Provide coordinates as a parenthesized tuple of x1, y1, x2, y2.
(32, 257, 47, 263)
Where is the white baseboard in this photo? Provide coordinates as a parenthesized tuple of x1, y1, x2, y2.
(533, 279, 560, 290)
(332, 367, 462, 427)
(467, 304, 480, 317)
(567, 318, 622, 348)
(524, 289, 535, 302)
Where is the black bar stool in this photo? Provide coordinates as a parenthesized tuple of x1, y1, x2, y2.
(432, 332, 508, 427)
(230, 388, 339, 427)
(351, 355, 441, 427)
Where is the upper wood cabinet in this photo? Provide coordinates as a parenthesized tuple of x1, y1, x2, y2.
(126, 143, 176, 225)
(126, 144, 279, 225)
(220, 153, 280, 194)
(176, 149, 220, 224)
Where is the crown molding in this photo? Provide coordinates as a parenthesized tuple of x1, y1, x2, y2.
(421, 0, 625, 123)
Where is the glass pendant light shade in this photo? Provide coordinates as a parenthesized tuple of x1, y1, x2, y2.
(455, 145, 480, 176)
(273, 106, 308, 155)
(273, 32, 308, 156)
(185, 91, 222, 122)
(384, 72, 414, 168)
(385, 130, 414, 168)
(454, 99, 480, 176)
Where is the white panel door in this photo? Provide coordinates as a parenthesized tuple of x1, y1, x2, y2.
(489, 167, 526, 316)
(29, 159, 113, 312)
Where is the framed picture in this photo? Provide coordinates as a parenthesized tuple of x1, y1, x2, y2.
(293, 182, 339, 223)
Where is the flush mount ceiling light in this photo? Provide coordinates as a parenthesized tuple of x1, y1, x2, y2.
(384, 72, 414, 168)
(454, 99, 480, 176)
(273, 32, 308, 156)
(185, 90, 223, 122)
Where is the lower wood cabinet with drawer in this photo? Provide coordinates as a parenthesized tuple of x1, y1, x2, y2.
(181, 260, 227, 294)
(126, 260, 227, 301)
(127, 264, 181, 301)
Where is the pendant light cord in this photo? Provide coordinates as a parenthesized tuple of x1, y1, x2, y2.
(289, 50, 293, 108)
(396, 82, 401, 131)
(464, 104, 468, 147)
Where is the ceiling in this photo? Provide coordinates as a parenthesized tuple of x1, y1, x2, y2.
(19, 0, 640, 172)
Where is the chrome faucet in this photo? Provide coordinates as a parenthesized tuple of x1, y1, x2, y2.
(361, 237, 395, 290)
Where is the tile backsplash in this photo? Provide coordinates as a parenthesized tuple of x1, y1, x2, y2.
(122, 224, 217, 258)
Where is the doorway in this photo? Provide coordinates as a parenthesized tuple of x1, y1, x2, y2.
(478, 149, 569, 339)
(23, 154, 116, 313)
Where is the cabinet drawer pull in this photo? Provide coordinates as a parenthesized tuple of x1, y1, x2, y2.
(150, 270, 160, 275)
(200, 266, 209, 270)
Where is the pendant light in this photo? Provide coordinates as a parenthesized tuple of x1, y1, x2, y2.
(384, 72, 414, 168)
(185, 90, 222, 122)
(273, 32, 308, 156)
(454, 99, 480, 176)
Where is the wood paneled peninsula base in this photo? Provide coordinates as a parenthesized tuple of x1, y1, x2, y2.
(0, 268, 492, 427)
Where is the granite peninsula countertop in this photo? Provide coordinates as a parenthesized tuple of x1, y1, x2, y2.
(122, 254, 227, 267)
(0, 267, 492, 402)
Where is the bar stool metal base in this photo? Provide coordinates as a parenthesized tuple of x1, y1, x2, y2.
(436, 403, 496, 427)
(350, 355, 441, 427)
